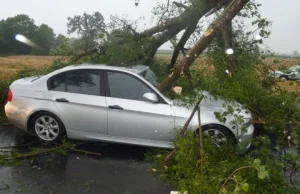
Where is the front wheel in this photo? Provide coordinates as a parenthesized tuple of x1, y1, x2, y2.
(196, 125, 236, 147)
(31, 112, 66, 143)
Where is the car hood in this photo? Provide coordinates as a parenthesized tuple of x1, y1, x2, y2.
(171, 91, 251, 118)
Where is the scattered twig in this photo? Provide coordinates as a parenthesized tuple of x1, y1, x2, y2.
(219, 166, 258, 193)
(70, 148, 101, 156)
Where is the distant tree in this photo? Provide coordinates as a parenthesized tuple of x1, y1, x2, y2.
(32, 24, 55, 55)
(0, 14, 56, 55)
(50, 34, 72, 56)
(53, 34, 67, 48)
(0, 14, 37, 54)
(67, 12, 106, 51)
(292, 50, 298, 56)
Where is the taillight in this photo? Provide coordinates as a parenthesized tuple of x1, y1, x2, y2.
(7, 89, 13, 102)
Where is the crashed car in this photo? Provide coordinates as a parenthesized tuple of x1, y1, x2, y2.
(271, 65, 300, 80)
(5, 64, 254, 152)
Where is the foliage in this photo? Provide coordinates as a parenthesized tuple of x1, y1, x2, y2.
(145, 2, 300, 192)
(146, 132, 295, 194)
(67, 12, 106, 51)
(50, 36, 73, 56)
(0, 140, 72, 166)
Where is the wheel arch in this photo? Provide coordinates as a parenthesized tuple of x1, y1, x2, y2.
(26, 110, 66, 135)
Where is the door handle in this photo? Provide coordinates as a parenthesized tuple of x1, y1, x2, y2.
(55, 98, 69, 103)
(108, 105, 123, 110)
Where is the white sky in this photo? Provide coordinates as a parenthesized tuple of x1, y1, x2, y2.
(1, 0, 300, 54)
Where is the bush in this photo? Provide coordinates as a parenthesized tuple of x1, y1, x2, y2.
(147, 132, 296, 194)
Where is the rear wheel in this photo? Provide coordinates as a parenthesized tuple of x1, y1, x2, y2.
(279, 76, 288, 80)
(31, 112, 66, 143)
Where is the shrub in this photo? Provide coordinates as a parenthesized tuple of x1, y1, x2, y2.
(147, 132, 296, 194)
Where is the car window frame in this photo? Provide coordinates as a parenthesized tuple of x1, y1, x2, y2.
(104, 70, 167, 104)
(47, 69, 105, 96)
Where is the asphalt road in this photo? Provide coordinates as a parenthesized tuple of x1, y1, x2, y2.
(0, 125, 171, 194)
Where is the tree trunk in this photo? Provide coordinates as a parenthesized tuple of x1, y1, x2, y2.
(159, 0, 250, 92)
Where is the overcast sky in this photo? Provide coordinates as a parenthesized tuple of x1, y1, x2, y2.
(1, 0, 299, 54)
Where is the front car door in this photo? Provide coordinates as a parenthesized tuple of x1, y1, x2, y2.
(48, 69, 107, 135)
(105, 70, 175, 144)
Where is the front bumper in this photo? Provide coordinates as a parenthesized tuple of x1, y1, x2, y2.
(237, 124, 254, 153)
(4, 102, 29, 130)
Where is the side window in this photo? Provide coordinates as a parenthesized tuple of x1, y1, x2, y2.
(67, 70, 101, 95)
(49, 73, 66, 92)
(48, 70, 101, 96)
(107, 71, 152, 101)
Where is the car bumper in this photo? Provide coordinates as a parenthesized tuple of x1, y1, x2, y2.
(237, 124, 254, 153)
(4, 102, 30, 130)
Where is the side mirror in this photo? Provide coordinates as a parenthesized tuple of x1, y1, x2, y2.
(143, 93, 159, 103)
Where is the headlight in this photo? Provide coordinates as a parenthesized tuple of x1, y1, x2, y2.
(243, 117, 252, 128)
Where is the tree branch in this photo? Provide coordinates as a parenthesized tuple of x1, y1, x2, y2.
(168, 21, 198, 69)
(159, 0, 250, 92)
(158, 0, 170, 24)
(110, 15, 138, 36)
(139, 8, 192, 38)
(205, 0, 230, 17)
(173, 1, 188, 9)
(71, 46, 103, 62)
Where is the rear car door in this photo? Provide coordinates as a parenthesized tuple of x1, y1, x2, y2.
(105, 70, 175, 142)
(48, 69, 107, 134)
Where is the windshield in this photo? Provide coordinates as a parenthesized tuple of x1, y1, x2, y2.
(139, 68, 159, 87)
(289, 66, 300, 72)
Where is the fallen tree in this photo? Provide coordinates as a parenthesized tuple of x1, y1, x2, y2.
(158, 0, 250, 92)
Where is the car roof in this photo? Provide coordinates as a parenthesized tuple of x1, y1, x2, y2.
(289, 65, 300, 70)
(60, 64, 149, 74)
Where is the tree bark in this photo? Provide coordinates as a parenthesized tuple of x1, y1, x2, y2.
(159, 0, 250, 92)
(168, 20, 198, 69)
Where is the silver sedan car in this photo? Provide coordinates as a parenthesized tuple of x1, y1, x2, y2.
(5, 64, 254, 152)
(271, 65, 300, 80)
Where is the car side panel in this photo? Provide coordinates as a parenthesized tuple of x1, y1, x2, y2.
(106, 97, 175, 142)
(5, 89, 61, 131)
(67, 129, 174, 149)
(49, 91, 108, 135)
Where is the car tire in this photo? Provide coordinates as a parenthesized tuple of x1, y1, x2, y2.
(196, 125, 236, 146)
(279, 76, 288, 80)
(31, 112, 66, 143)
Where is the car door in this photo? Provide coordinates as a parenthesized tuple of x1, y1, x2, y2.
(48, 69, 107, 134)
(105, 70, 175, 142)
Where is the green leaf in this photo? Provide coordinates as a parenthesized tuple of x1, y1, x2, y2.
(233, 175, 242, 182)
(220, 187, 228, 194)
(241, 183, 249, 192)
(258, 170, 269, 180)
(253, 159, 261, 166)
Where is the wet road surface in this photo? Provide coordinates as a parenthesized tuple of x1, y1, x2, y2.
(0, 125, 171, 194)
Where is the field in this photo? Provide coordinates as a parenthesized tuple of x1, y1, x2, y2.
(0, 55, 299, 92)
(0, 55, 62, 80)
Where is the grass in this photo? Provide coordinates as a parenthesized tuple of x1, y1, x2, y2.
(0, 55, 299, 93)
